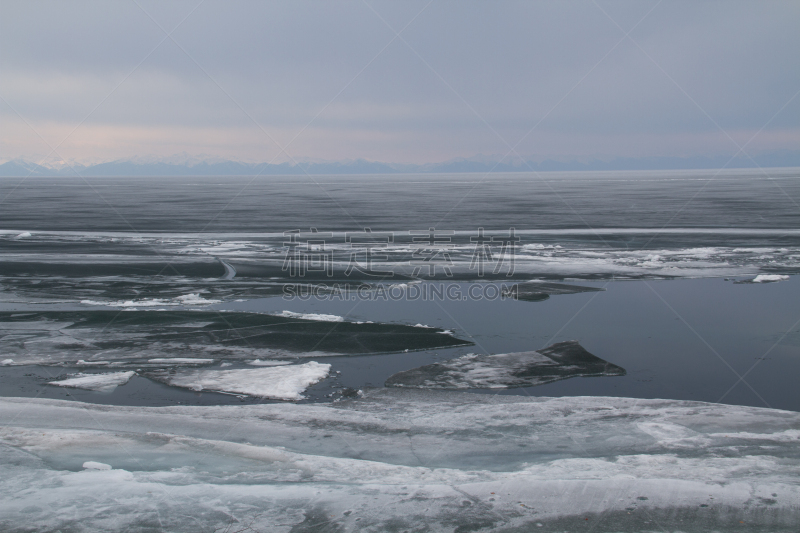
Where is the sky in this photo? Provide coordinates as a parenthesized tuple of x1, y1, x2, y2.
(1, 0, 798, 166)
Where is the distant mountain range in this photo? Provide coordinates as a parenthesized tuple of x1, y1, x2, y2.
(2, 150, 799, 177)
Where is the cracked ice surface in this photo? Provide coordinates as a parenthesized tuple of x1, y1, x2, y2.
(1, 389, 799, 531)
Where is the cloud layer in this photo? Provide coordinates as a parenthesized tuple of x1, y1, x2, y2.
(1, 0, 798, 165)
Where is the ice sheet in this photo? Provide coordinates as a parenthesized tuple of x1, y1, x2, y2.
(143, 362, 331, 400)
(3, 224, 800, 282)
(0, 310, 472, 366)
(1, 391, 799, 531)
(385, 340, 625, 389)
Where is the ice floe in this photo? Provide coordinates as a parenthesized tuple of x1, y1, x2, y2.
(143, 362, 330, 400)
(48, 371, 135, 392)
(0, 390, 798, 531)
(385, 340, 625, 389)
(752, 274, 790, 283)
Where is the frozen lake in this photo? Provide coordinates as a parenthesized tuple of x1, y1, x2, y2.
(1, 171, 799, 531)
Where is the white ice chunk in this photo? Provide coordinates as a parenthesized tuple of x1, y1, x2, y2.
(49, 371, 135, 392)
(147, 362, 330, 400)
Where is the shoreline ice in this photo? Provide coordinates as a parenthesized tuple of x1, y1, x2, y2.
(1, 390, 798, 531)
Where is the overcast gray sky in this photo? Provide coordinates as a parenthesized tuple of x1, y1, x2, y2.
(1, 0, 798, 166)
